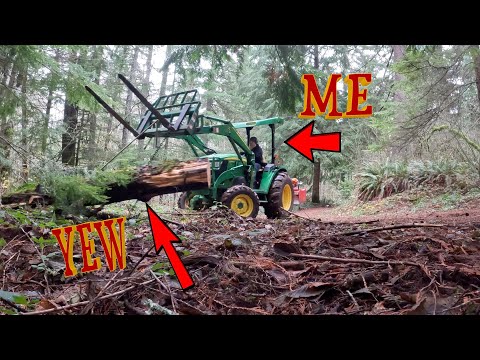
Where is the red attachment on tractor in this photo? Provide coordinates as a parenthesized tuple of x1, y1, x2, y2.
(292, 178, 307, 205)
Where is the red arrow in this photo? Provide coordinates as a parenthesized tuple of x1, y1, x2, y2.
(284, 121, 341, 162)
(146, 204, 194, 290)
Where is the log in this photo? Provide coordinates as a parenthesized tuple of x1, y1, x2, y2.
(1, 159, 211, 207)
(104, 159, 211, 203)
(1, 192, 53, 206)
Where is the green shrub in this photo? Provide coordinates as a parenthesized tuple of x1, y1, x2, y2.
(356, 162, 409, 201)
(355, 160, 467, 201)
(46, 175, 109, 214)
(27, 160, 135, 214)
(337, 178, 355, 199)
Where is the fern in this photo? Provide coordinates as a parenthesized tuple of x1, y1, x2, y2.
(355, 160, 467, 201)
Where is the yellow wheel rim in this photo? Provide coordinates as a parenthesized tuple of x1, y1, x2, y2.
(231, 194, 254, 217)
(282, 185, 293, 209)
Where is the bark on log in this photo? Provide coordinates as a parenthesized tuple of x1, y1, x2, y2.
(105, 159, 211, 203)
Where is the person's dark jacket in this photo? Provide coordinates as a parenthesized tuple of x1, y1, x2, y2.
(251, 144, 263, 164)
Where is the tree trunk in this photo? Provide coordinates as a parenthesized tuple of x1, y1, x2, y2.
(87, 45, 103, 169)
(61, 100, 78, 166)
(21, 69, 28, 182)
(138, 45, 154, 152)
(161, 46, 174, 152)
(42, 81, 55, 154)
(393, 45, 406, 104)
(160, 45, 172, 96)
(313, 44, 319, 69)
(0, 59, 17, 179)
(87, 111, 97, 170)
(105, 46, 128, 152)
(311, 44, 321, 204)
(392, 45, 408, 157)
(121, 46, 140, 148)
(42, 50, 60, 155)
(0, 48, 15, 99)
(142, 45, 154, 96)
(104, 116, 113, 152)
(474, 45, 480, 107)
(61, 51, 80, 166)
(206, 97, 213, 112)
(75, 110, 85, 167)
(312, 158, 321, 203)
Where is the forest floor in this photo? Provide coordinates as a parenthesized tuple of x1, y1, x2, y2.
(296, 193, 480, 225)
(1, 188, 480, 315)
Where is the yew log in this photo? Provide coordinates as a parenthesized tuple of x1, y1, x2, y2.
(1, 159, 211, 207)
(104, 159, 211, 203)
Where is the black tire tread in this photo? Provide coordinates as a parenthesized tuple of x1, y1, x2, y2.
(264, 172, 294, 219)
(221, 185, 260, 218)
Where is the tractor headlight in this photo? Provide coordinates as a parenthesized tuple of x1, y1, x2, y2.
(214, 161, 220, 169)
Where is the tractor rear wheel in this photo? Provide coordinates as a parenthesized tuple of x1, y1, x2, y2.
(221, 185, 260, 218)
(264, 172, 294, 219)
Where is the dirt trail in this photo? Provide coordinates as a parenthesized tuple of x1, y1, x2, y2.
(295, 200, 480, 226)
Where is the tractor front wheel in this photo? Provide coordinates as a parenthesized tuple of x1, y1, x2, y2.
(221, 185, 260, 218)
(264, 172, 294, 219)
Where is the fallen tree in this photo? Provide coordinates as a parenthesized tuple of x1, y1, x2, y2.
(1, 159, 211, 210)
(104, 160, 211, 203)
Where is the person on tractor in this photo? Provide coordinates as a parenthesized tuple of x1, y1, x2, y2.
(249, 137, 263, 172)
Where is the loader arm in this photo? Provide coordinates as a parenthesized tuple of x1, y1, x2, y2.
(87, 77, 277, 180)
(155, 123, 256, 168)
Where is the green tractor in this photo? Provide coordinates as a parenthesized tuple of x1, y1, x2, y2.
(174, 117, 294, 219)
(86, 75, 295, 218)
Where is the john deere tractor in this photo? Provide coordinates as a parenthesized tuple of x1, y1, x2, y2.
(173, 115, 293, 219)
(86, 75, 294, 218)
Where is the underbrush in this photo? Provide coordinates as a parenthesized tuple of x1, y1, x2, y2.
(355, 160, 470, 202)
(332, 184, 480, 217)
